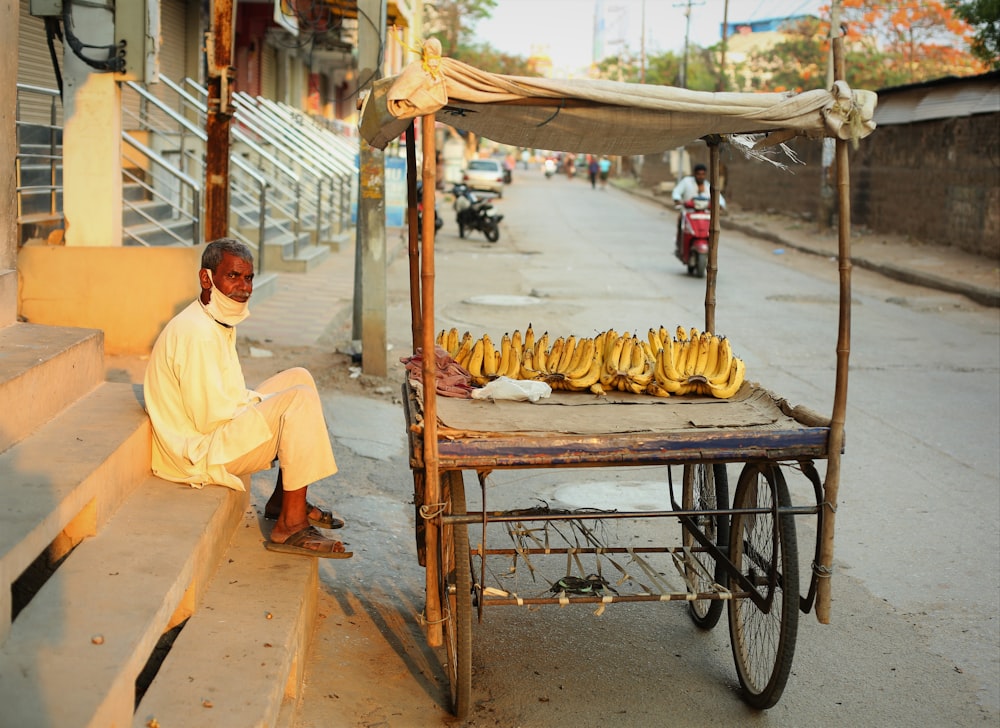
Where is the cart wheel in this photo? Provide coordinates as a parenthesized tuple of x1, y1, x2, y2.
(728, 462, 799, 709)
(682, 463, 730, 629)
(440, 471, 472, 719)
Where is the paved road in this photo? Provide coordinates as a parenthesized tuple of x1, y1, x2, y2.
(289, 169, 999, 727)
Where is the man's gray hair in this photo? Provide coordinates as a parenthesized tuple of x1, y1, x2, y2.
(202, 238, 254, 271)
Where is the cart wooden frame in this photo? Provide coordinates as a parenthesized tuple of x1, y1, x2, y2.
(358, 37, 876, 719)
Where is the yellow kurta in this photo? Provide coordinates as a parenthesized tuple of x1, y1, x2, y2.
(144, 299, 270, 491)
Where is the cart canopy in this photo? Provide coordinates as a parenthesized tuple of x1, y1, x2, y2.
(359, 38, 877, 155)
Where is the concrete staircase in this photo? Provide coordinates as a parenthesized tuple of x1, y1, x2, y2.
(0, 322, 318, 727)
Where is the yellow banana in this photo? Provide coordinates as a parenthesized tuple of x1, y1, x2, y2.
(547, 337, 565, 373)
(524, 324, 535, 354)
(646, 382, 672, 397)
(557, 335, 577, 373)
(617, 336, 635, 375)
(498, 333, 512, 378)
(454, 334, 474, 369)
(520, 349, 542, 380)
(703, 334, 720, 379)
(683, 335, 701, 377)
(589, 382, 606, 396)
(626, 337, 646, 377)
(468, 339, 485, 380)
(708, 357, 746, 398)
(565, 338, 593, 380)
(534, 333, 550, 373)
(647, 328, 661, 357)
(435, 328, 446, 349)
(449, 328, 461, 355)
(567, 350, 601, 389)
(709, 338, 733, 385)
(482, 334, 497, 377)
(662, 337, 684, 381)
(605, 334, 625, 376)
(689, 327, 701, 342)
(694, 332, 712, 376)
(675, 326, 688, 343)
(625, 377, 647, 395)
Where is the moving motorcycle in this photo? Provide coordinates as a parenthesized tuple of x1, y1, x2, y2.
(675, 195, 711, 278)
(415, 181, 443, 240)
(453, 183, 502, 242)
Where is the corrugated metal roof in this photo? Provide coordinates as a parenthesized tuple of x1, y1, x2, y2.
(874, 75, 1000, 125)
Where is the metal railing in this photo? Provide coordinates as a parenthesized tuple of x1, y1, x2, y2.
(15, 84, 64, 240)
(121, 79, 268, 268)
(15, 75, 358, 263)
(120, 131, 202, 246)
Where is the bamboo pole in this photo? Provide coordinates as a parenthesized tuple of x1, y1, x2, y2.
(816, 36, 851, 624)
(420, 115, 444, 646)
(405, 123, 422, 351)
(705, 138, 722, 334)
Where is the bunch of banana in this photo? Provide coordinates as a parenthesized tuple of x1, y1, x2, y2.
(649, 326, 745, 398)
(597, 330, 656, 395)
(435, 327, 465, 358)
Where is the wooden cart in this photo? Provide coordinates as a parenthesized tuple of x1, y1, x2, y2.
(358, 37, 876, 719)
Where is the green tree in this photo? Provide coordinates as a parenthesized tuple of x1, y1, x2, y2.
(594, 47, 716, 90)
(948, 0, 1000, 68)
(456, 42, 537, 75)
(423, 0, 498, 56)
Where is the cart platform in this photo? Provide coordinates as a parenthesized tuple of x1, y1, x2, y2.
(403, 380, 833, 470)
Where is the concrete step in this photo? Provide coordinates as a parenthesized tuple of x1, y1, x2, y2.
(0, 381, 151, 641)
(0, 476, 249, 728)
(123, 198, 178, 228)
(123, 219, 198, 247)
(134, 508, 318, 728)
(0, 323, 104, 453)
(263, 238, 330, 274)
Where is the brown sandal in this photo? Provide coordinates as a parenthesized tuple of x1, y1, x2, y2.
(265, 526, 353, 559)
(264, 502, 345, 529)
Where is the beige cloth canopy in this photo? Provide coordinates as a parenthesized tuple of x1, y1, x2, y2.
(359, 38, 877, 155)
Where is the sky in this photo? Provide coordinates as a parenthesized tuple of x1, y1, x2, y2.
(473, 0, 829, 76)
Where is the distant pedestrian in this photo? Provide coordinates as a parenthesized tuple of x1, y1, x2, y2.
(588, 157, 599, 189)
(598, 156, 612, 189)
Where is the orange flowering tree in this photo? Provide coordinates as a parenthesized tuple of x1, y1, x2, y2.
(736, 0, 988, 92)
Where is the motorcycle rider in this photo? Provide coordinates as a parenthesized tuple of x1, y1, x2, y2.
(672, 164, 725, 256)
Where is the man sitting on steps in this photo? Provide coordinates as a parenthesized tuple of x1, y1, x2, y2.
(143, 238, 351, 559)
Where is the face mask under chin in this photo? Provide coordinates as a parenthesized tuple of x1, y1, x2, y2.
(203, 282, 250, 326)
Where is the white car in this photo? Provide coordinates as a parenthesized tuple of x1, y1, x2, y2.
(462, 158, 505, 197)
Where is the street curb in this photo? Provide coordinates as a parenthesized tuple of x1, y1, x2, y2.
(724, 220, 1000, 308)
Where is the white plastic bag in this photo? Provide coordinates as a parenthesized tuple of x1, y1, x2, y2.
(470, 376, 552, 402)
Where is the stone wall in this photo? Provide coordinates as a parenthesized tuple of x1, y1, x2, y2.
(714, 114, 1000, 260)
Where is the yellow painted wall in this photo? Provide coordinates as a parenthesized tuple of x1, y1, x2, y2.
(17, 245, 201, 355)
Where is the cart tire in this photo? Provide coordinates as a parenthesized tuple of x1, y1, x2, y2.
(441, 471, 473, 719)
(682, 463, 730, 629)
(728, 462, 799, 709)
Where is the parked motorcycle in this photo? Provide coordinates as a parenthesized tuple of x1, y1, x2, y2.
(675, 195, 711, 278)
(453, 183, 502, 242)
(415, 181, 443, 239)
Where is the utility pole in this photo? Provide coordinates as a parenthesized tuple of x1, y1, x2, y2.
(354, 0, 388, 375)
(819, 0, 841, 231)
(675, 0, 703, 89)
(204, 0, 236, 242)
(640, 0, 646, 83)
(716, 0, 729, 91)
